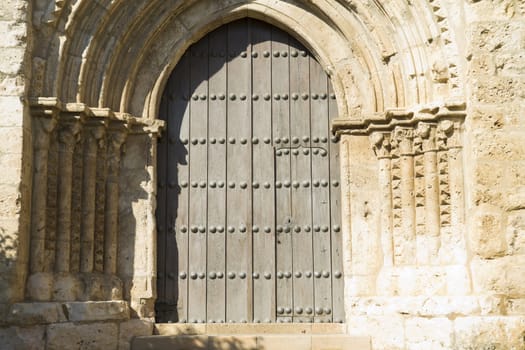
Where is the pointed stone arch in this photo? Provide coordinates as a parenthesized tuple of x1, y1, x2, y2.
(27, 0, 467, 323)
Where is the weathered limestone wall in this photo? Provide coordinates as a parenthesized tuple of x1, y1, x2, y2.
(336, 1, 525, 349)
(0, 0, 31, 304)
(0, 0, 524, 349)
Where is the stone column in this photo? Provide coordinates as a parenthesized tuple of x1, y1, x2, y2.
(442, 120, 464, 228)
(55, 118, 82, 273)
(419, 123, 440, 262)
(393, 127, 416, 265)
(30, 116, 57, 273)
(80, 121, 106, 273)
(104, 123, 127, 275)
(371, 132, 394, 266)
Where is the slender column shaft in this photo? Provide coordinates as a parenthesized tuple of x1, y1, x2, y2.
(30, 116, 57, 273)
(424, 151, 440, 233)
(80, 124, 105, 272)
(55, 120, 81, 273)
(379, 157, 393, 266)
(447, 122, 465, 228)
(419, 124, 441, 262)
(395, 128, 415, 264)
(371, 132, 394, 266)
(104, 127, 127, 274)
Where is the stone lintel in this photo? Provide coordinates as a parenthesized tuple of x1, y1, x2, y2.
(331, 101, 466, 136)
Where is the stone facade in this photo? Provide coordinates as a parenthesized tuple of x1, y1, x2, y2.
(0, 0, 524, 349)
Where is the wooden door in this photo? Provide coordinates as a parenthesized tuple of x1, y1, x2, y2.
(156, 18, 344, 324)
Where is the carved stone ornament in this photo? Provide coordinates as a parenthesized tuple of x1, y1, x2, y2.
(331, 101, 465, 266)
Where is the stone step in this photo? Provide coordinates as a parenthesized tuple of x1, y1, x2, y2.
(155, 323, 349, 336)
(132, 334, 371, 350)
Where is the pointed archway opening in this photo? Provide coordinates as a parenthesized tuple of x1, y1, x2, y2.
(155, 18, 344, 325)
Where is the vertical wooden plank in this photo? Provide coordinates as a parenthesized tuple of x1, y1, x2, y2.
(328, 83, 344, 323)
(289, 38, 314, 323)
(309, 54, 333, 323)
(272, 27, 293, 323)
(188, 40, 209, 323)
(226, 19, 252, 323)
(168, 53, 191, 323)
(156, 84, 168, 318)
(251, 20, 275, 324)
(207, 26, 228, 323)
(164, 53, 191, 323)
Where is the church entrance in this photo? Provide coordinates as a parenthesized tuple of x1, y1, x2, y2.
(156, 18, 343, 324)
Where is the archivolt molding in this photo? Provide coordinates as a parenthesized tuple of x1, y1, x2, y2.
(30, 0, 465, 121)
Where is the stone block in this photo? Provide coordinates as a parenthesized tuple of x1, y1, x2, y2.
(47, 322, 119, 350)
(471, 255, 525, 295)
(469, 54, 496, 75)
(0, 47, 24, 75)
(0, 155, 22, 185)
(7, 302, 66, 325)
(0, 96, 24, 126)
(468, 21, 525, 54)
(496, 52, 525, 76)
(466, 0, 525, 21)
(0, 126, 23, 154)
(209, 336, 257, 350)
(346, 296, 488, 318)
(0, 325, 45, 350)
(0, 21, 25, 48)
(506, 298, 525, 315)
(155, 323, 207, 335)
(445, 265, 471, 295)
(506, 210, 525, 255)
(119, 319, 154, 350)
(25, 272, 53, 302)
(405, 317, 453, 350)
(454, 316, 525, 350)
(347, 316, 405, 350)
(256, 335, 311, 350)
(439, 227, 468, 265)
(311, 335, 371, 350)
(0, 184, 21, 218)
(470, 76, 525, 104)
(132, 335, 208, 350)
(52, 273, 82, 301)
(469, 204, 506, 258)
(65, 301, 129, 322)
(346, 275, 376, 296)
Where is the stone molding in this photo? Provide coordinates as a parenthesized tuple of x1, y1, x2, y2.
(331, 100, 466, 136)
(28, 97, 165, 135)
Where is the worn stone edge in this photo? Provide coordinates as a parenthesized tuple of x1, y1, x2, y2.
(0, 301, 130, 326)
(27, 96, 165, 134)
(332, 100, 466, 136)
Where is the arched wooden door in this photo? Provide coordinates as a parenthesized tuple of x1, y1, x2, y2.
(156, 18, 343, 324)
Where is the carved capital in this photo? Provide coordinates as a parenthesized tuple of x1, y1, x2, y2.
(392, 127, 414, 156)
(106, 126, 128, 175)
(437, 120, 454, 150)
(416, 122, 438, 153)
(370, 132, 392, 159)
(58, 119, 82, 148)
(33, 116, 58, 151)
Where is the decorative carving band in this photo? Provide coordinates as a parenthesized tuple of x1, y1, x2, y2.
(334, 102, 466, 266)
(27, 98, 163, 301)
